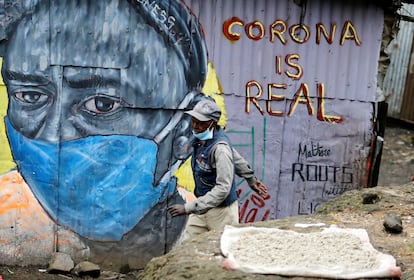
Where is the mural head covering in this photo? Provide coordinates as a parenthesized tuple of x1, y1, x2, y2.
(186, 99, 222, 122)
(0, 0, 208, 241)
(0, 0, 208, 90)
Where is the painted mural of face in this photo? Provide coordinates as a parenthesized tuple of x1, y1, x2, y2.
(1, 0, 207, 241)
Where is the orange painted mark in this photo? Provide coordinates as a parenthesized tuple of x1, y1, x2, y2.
(0, 172, 31, 215)
(177, 186, 196, 203)
(0, 171, 51, 223)
(0, 171, 87, 259)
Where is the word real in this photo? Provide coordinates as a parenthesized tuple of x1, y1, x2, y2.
(246, 81, 343, 123)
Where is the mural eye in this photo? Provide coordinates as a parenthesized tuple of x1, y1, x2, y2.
(14, 91, 49, 105)
(82, 95, 121, 114)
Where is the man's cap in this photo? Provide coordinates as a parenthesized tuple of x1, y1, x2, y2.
(185, 99, 221, 122)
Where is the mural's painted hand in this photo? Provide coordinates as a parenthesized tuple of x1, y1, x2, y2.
(168, 204, 187, 217)
(251, 180, 269, 199)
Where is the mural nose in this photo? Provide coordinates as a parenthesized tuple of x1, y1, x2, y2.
(35, 110, 79, 143)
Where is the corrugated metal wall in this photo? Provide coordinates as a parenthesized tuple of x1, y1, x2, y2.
(186, 0, 382, 102)
(382, 3, 414, 119)
(185, 0, 383, 219)
(0, 0, 385, 269)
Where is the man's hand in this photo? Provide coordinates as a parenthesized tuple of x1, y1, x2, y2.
(168, 204, 187, 217)
(251, 180, 269, 198)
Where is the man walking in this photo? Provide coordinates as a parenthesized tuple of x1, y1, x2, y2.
(169, 98, 268, 239)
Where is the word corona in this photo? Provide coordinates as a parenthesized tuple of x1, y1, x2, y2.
(223, 17, 361, 46)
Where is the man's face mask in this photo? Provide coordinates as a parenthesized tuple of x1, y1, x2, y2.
(192, 126, 214, 140)
(192, 119, 214, 141)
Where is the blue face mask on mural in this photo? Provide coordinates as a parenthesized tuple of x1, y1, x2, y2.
(5, 117, 176, 241)
(192, 127, 213, 141)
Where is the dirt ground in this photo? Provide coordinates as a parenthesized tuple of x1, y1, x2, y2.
(137, 181, 414, 280)
(378, 121, 414, 186)
(1, 122, 413, 280)
(0, 268, 140, 280)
